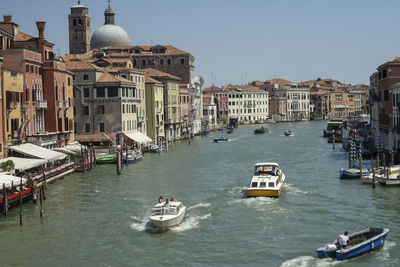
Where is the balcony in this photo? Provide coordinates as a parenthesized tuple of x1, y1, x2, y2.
(57, 100, 63, 109)
(35, 100, 48, 110)
(22, 102, 29, 111)
(138, 117, 145, 123)
(64, 100, 70, 109)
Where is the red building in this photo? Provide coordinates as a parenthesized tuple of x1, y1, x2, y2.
(203, 85, 229, 119)
(0, 56, 3, 158)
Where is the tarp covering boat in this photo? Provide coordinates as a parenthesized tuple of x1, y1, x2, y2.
(8, 143, 67, 161)
(0, 174, 27, 188)
(123, 131, 152, 144)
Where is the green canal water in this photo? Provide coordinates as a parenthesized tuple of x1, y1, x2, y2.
(0, 121, 399, 267)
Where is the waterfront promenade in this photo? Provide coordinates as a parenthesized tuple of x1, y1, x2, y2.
(0, 121, 398, 266)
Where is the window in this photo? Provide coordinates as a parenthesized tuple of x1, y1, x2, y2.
(96, 87, 105, 97)
(108, 87, 118, 97)
(99, 123, 105, 133)
(74, 122, 77, 133)
(160, 59, 164, 65)
(167, 59, 172, 65)
(26, 64, 29, 73)
(133, 59, 137, 66)
(98, 105, 105, 114)
(73, 19, 77, 27)
(30, 65, 34, 73)
(251, 182, 258, 188)
(84, 88, 90, 98)
(260, 182, 266, 188)
(84, 123, 91, 133)
(180, 58, 185, 65)
(142, 59, 146, 66)
(269, 182, 275, 187)
(74, 106, 76, 115)
(68, 77, 71, 86)
(78, 19, 82, 26)
(83, 106, 89, 115)
(83, 74, 89, 81)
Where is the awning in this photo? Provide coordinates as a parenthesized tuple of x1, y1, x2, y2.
(0, 157, 47, 171)
(64, 142, 85, 153)
(53, 148, 77, 155)
(0, 174, 27, 188)
(8, 143, 67, 161)
(123, 131, 152, 144)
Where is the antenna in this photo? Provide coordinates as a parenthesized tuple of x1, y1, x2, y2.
(107, 0, 111, 8)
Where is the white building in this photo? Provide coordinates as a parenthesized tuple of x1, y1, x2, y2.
(202, 94, 217, 130)
(277, 84, 310, 121)
(225, 85, 269, 123)
(190, 76, 204, 135)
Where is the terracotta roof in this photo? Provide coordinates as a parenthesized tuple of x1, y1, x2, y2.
(203, 86, 223, 93)
(142, 68, 181, 80)
(96, 72, 133, 83)
(65, 59, 103, 70)
(14, 31, 35, 41)
(62, 50, 100, 61)
(266, 78, 294, 85)
(224, 84, 265, 93)
(145, 75, 162, 85)
(75, 133, 116, 143)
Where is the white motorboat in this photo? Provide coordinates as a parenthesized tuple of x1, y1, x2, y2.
(361, 165, 400, 185)
(246, 162, 286, 197)
(149, 200, 186, 229)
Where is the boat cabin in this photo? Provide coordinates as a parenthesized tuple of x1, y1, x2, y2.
(151, 201, 183, 215)
(254, 163, 280, 176)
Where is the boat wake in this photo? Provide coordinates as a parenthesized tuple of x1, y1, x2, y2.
(376, 241, 397, 263)
(187, 202, 211, 211)
(129, 215, 152, 232)
(285, 184, 312, 195)
(280, 256, 339, 267)
(172, 213, 211, 232)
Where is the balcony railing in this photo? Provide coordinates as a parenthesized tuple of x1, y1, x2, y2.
(35, 100, 48, 110)
(64, 100, 70, 109)
(57, 100, 63, 109)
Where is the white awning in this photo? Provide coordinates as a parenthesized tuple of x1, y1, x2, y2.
(64, 142, 85, 153)
(0, 174, 27, 188)
(53, 148, 77, 155)
(8, 143, 67, 161)
(0, 157, 47, 171)
(123, 131, 152, 144)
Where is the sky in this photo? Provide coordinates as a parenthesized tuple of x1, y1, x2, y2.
(2, 0, 400, 87)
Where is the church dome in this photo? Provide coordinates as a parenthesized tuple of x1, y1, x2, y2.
(90, 24, 130, 49)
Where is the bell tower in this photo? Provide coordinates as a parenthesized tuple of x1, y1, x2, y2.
(68, 1, 91, 54)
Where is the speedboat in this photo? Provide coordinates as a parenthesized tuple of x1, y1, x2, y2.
(316, 227, 389, 261)
(362, 165, 400, 185)
(213, 137, 229, 142)
(284, 130, 293, 136)
(149, 200, 186, 229)
(96, 154, 116, 164)
(246, 162, 286, 197)
(122, 150, 142, 164)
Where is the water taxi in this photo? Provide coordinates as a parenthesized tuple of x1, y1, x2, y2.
(149, 200, 186, 229)
(246, 162, 286, 197)
(284, 130, 293, 136)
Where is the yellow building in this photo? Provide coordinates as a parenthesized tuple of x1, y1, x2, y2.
(2, 69, 24, 145)
(330, 91, 355, 118)
(144, 68, 181, 140)
(145, 75, 164, 139)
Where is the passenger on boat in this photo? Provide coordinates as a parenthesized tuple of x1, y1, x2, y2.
(170, 196, 175, 201)
(337, 231, 349, 249)
(164, 198, 170, 207)
(272, 167, 278, 176)
(158, 194, 163, 203)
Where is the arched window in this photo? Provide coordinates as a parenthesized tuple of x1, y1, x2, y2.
(78, 19, 82, 26)
(73, 19, 77, 27)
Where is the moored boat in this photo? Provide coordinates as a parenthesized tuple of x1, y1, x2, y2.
(96, 154, 116, 164)
(0, 175, 33, 211)
(284, 130, 293, 136)
(340, 168, 371, 179)
(316, 227, 389, 261)
(149, 144, 164, 153)
(149, 200, 186, 229)
(122, 150, 142, 164)
(246, 162, 286, 197)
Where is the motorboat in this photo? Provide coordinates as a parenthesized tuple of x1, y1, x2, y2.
(122, 150, 142, 164)
(254, 126, 268, 134)
(316, 227, 389, 261)
(149, 200, 186, 229)
(213, 137, 229, 142)
(227, 127, 234, 134)
(96, 154, 116, 164)
(0, 175, 33, 211)
(284, 130, 293, 136)
(339, 168, 371, 179)
(149, 144, 164, 153)
(362, 165, 400, 185)
(246, 162, 286, 197)
(323, 119, 343, 138)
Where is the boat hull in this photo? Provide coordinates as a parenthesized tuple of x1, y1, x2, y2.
(122, 156, 142, 164)
(150, 209, 186, 229)
(96, 158, 116, 164)
(246, 189, 281, 197)
(340, 169, 371, 179)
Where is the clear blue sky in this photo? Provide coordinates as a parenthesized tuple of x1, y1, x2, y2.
(2, 0, 400, 87)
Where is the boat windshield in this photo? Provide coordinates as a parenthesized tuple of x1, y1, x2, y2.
(255, 166, 277, 175)
(152, 206, 178, 215)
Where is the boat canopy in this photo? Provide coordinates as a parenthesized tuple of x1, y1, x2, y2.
(0, 174, 27, 188)
(0, 157, 47, 171)
(255, 162, 279, 167)
(123, 131, 152, 144)
(7, 143, 67, 162)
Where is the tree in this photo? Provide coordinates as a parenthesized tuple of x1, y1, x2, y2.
(1, 160, 15, 172)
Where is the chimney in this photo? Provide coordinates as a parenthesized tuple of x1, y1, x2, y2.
(3, 15, 12, 22)
(36, 21, 46, 39)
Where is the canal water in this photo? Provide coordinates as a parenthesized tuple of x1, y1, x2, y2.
(0, 121, 399, 267)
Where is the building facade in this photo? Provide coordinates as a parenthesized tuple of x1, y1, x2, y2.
(145, 75, 164, 139)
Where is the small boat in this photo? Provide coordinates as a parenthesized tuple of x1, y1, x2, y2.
(227, 127, 234, 134)
(122, 150, 142, 164)
(340, 168, 371, 179)
(284, 130, 293, 136)
(246, 162, 286, 197)
(149, 200, 186, 229)
(376, 173, 400, 186)
(0, 175, 33, 211)
(149, 144, 164, 153)
(96, 154, 116, 164)
(213, 137, 229, 142)
(316, 227, 389, 261)
(254, 127, 268, 134)
(202, 129, 210, 135)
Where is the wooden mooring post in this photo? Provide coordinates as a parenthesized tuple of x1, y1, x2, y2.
(3, 183, 7, 217)
(39, 185, 43, 218)
(383, 153, 386, 175)
(332, 132, 335, 150)
(19, 178, 22, 226)
(359, 155, 363, 179)
(126, 146, 129, 166)
(372, 168, 376, 189)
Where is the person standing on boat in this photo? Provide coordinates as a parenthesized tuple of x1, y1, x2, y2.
(158, 194, 164, 203)
(338, 231, 349, 249)
(272, 167, 277, 176)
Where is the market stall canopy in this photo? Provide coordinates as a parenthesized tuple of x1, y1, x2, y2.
(123, 131, 152, 144)
(0, 174, 27, 188)
(0, 157, 47, 171)
(8, 143, 67, 161)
